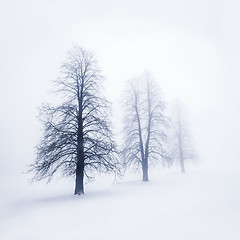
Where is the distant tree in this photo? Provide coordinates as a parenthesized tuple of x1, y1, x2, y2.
(122, 73, 168, 181)
(29, 46, 120, 195)
(167, 102, 197, 172)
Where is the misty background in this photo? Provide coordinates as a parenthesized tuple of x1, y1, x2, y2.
(0, 0, 240, 180)
(1, 1, 240, 239)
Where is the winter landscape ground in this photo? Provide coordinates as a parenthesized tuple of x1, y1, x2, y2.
(1, 167, 239, 240)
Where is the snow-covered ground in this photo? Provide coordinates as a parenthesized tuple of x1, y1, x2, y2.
(1, 167, 240, 240)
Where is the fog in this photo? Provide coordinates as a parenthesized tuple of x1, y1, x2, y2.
(1, 0, 239, 174)
(0, 0, 240, 238)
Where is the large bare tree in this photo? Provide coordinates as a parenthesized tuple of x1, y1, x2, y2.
(30, 46, 119, 195)
(122, 73, 167, 181)
(167, 102, 197, 172)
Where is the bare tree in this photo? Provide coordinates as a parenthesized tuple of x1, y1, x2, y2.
(167, 102, 197, 172)
(122, 73, 167, 181)
(29, 46, 120, 195)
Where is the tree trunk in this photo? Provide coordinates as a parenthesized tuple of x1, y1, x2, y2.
(180, 156, 185, 173)
(75, 134, 84, 194)
(75, 79, 85, 195)
(142, 78, 151, 182)
(74, 162, 84, 195)
(177, 119, 185, 173)
(142, 160, 149, 181)
(142, 167, 149, 181)
(178, 136, 185, 173)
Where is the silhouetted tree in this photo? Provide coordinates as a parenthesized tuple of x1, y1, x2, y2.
(167, 102, 197, 172)
(30, 46, 120, 195)
(122, 73, 167, 181)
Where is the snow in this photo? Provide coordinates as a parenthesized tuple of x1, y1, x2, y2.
(1, 168, 240, 240)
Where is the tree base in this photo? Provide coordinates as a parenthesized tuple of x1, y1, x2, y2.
(74, 191, 84, 195)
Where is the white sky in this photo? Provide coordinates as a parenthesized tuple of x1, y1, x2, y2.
(0, 0, 240, 175)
